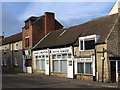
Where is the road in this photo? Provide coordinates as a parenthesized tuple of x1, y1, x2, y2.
(2, 73, 98, 88)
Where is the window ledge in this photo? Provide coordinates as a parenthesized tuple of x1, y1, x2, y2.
(80, 49, 95, 52)
(76, 74, 93, 76)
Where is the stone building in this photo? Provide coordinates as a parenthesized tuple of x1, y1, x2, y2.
(0, 33, 24, 72)
(32, 12, 120, 82)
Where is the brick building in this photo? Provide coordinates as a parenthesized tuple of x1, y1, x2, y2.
(1, 12, 63, 73)
(32, 11, 120, 82)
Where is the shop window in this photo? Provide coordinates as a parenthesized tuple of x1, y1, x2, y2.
(85, 62, 93, 74)
(60, 60, 67, 73)
(14, 56, 18, 66)
(53, 60, 59, 72)
(77, 62, 84, 73)
(35, 55, 45, 70)
(3, 58, 7, 66)
(52, 53, 70, 73)
(77, 62, 93, 75)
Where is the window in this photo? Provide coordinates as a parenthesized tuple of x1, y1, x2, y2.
(25, 37, 29, 48)
(14, 56, 18, 66)
(79, 35, 100, 51)
(15, 44, 18, 50)
(53, 60, 59, 72)
(1, 60, 3, 66)
(3, 47, 7, 53)
(52, 54, 71, 73)
(3, 58, 7, 66)
(80, 39, 95, 51)
(118, 61, 120, 72)
(77, 62, 93, 75)
(77, 62, 84, 73)
(35, 55, 45, 70)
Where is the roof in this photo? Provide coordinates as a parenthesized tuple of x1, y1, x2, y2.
(33, 13, 119, 50)
(1, 32, 22, 45)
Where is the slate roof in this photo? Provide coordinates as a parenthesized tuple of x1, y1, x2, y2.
(1, 32, 22, 45)
(33, 13, 119, 50)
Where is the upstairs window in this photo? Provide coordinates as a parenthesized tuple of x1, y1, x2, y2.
(79, 35, 100, 51)
(15, 43, 18, 50)
(3, 47, 7, 53)
(25, 37, 29, 48)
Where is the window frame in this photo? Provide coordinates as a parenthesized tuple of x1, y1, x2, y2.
(52, 53, 72, 73)
(25, 37, 30, 48)
(14, 56, 18, 66)
(15, 43, 19, 51)
(77, 56, 93, 75)
(3, 47, 7, 53)
(35, 55, 46, 70)
(79, 35, 100, 51)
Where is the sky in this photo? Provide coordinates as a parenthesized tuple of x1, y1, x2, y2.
(2, 1, 116, 37)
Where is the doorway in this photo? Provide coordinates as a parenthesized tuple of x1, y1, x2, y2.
(110, 61, 116, 82)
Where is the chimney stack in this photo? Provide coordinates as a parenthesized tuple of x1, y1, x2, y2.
(118, 1, 120, 16)
(44, 12, 55, 35)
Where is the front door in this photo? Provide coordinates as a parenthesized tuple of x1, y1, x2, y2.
(67, 59, 73, 78)
(110, 61, 116, 82)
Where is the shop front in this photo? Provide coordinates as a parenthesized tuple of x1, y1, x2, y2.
(74, 55, 95, 80)
(33, 49, 49, 75)
(50, 47, 73, 78)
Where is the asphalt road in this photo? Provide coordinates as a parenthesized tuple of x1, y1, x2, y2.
(2, 73, 97, 88)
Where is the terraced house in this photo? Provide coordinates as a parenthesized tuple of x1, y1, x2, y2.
(1, 12, 63, 73)
(32, 8, 120, 83)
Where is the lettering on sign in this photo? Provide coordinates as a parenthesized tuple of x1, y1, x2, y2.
(77, 58, 92, 62)
(51, 48, 71, 54)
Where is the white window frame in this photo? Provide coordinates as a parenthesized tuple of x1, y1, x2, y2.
(14, 56, 18, 66)
(77, 56, 93, 75)
(15, 43, 19, 50)
(35, 55, 46, 70)
(3, 58, 7, 66)
(79, 35, 100, 51)
(52, 53, 72, 73)
(1, 60, 3, 66)
(3, 47, 7, 53)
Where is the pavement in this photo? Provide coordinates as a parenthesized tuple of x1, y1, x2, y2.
(2, 71, 119, 88)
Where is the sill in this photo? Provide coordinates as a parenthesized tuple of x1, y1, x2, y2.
(51, 72, 67, 74)
(3, 66, 7, 67)
(4, 52, 7, 54)
(76, 73, 93, 76)
(14, 65, 18, 67)
(14, 50, 18, 52)
(79, 49, 95, 52)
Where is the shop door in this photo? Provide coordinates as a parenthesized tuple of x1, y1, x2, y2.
(110, 61, 116, 82)
(67, 59, 73, 78)
(45, 56, 49, 75)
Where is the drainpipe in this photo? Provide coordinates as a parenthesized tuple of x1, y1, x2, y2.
(47, 48, 51, 76)
(71, 46, 75, 79)
(102, 48, 105, 82)
(94, 48, 97, 81)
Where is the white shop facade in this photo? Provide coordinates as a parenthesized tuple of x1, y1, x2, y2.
(32, 47, 74, 78)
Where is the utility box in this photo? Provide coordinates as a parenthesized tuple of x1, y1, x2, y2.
(26, 66, 32, 73)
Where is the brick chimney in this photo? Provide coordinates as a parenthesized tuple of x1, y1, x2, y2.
(44, 12, 55, 35)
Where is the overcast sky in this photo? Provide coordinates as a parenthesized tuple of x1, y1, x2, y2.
(2, 2, 116, 37)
